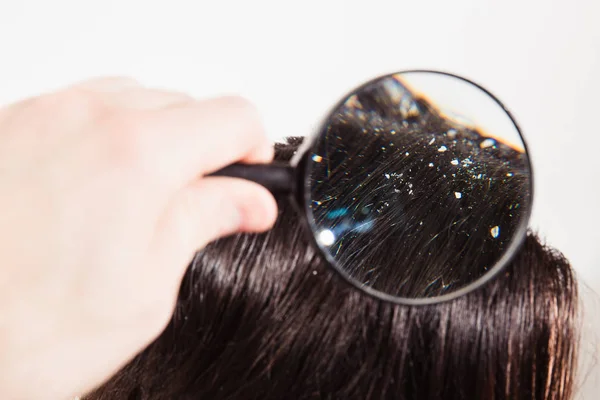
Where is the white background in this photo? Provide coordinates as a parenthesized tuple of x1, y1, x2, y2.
(0, 0, 598, 397)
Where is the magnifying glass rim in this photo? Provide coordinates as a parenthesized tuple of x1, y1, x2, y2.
(292, 69, 534, 306)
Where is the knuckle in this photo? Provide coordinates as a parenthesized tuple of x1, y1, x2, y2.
(33, 88, 104, 119)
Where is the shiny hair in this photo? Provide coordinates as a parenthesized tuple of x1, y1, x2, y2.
(308, 88, 530, 297)
(86, 134, 578, 400)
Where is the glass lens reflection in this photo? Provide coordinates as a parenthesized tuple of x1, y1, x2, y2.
(306, 72, 531, 299)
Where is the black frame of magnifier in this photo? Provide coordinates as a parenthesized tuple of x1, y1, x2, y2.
(211, 69, 534, 306)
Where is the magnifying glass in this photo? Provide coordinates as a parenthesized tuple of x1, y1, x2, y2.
(209, 70, 533, 305)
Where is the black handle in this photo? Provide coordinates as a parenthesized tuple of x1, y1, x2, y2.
(207, 163, 296, 195)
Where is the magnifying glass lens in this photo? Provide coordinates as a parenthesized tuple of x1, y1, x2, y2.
(305, 71, 532, 302)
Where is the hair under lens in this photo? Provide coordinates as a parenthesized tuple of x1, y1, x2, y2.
(306, 72, 531, 300)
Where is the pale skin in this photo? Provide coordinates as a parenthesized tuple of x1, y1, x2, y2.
(0, 77, 278, 399)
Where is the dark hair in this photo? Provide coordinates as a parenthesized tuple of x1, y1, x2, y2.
(86, 82, 578, 400)
(86, 146, 578, 400)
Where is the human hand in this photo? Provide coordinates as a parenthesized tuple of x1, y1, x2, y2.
(0, 77, 277, 399)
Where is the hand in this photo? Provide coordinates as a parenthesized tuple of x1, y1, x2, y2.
(0, 77, 278, 399)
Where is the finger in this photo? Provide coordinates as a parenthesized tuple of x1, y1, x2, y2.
(73, 77, 194, 110)
(175, 176, 278, 244)
(0, 77, 145, 116)
(1, 77, 145, 116)
(100, 88, 194, 110)
(148, 176, 278, 281)
(129, 95, 273, 187)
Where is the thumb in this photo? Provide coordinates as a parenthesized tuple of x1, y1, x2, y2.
(148, 176, 278, 282)
(184, 176, 278, 242)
